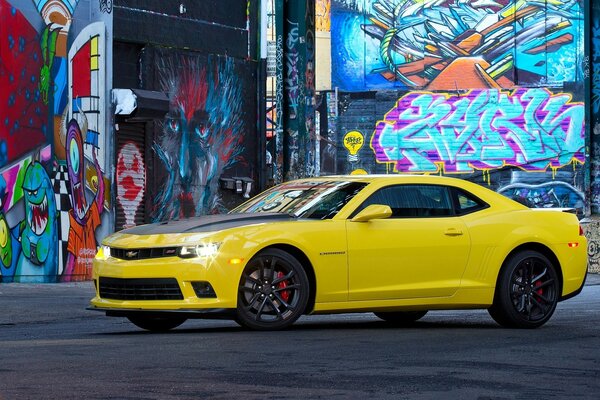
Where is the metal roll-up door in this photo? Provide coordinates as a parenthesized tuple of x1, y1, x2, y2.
(115, 123, 147, 230)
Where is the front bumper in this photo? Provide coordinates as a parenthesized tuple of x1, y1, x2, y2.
(90, 254, 243, 312)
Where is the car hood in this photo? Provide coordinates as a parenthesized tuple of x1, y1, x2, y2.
(120, 213, 297, 235)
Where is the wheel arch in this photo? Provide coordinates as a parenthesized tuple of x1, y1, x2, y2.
(497, 242, 563, 294)
(258, 244, 317, 315)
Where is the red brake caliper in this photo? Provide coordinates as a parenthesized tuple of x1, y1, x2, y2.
(277, 271, 290, 302)
(535, 280, 543, 297)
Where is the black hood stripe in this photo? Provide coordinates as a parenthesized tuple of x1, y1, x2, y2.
(122, 213, 296, 235)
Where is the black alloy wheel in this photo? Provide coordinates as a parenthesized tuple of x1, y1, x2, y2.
(236, 248, 309, 330)
(489, 250, 559, 328)
(127, 315, 187, 332)
(374, 310, 428, 325)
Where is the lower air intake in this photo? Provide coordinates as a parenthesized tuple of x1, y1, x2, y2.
(99, 277, 183, 300)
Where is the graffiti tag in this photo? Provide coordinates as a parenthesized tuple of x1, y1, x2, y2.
(285, 20, 300, 119)
(372, 89, 585, 173)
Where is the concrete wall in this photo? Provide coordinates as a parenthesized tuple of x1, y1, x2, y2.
(0, 0, 113, 283)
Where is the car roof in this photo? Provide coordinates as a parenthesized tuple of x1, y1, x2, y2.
(284, 174, 526, 210)
(289, 174, 472, 184)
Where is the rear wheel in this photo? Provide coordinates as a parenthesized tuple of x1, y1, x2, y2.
(489, 250, 559, 328)
(127, 315, 187, 332)
(374, 310, 427, 324)
(236, 248, 309, 330)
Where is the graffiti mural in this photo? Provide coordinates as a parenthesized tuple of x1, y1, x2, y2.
(1, 0, 110, 282)
(68, 22, 107, 165)
(62, 118, 104, 281)
(332, 0, 583, 91)
(0, 145, 56, 283)
(116, 142, 145, 228)
(316, 0, 331, 32)
(152, 54, 248, 220)
(591, 10, 600, 214)
(372, 88, 585, 173)
(0, 0, 49, 167)
(16, 160, 58, 282)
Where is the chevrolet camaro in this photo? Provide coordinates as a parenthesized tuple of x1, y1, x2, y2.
(89, 175, 588, 331)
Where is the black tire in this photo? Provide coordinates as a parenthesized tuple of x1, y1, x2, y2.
(127, 315, 187, 332)
(489, 250, 559, 329)
(236, 248, 309, 330)
(374, 310, 427, 324)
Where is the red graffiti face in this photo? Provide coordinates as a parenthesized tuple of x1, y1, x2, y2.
(116, 142, 145, 227)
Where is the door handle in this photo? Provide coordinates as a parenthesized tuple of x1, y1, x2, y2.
(444, 228, 463, 236)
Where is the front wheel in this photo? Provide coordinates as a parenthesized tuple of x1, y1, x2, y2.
(489, 250, 559, 329)
(374, 310, 427, 325)
(127, 315, 187, 332)
(236, 248, 309, 330)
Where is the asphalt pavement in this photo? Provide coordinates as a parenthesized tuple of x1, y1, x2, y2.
(0, 273, 598, 326)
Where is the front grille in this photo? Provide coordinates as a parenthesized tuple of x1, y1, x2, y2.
(111, 247, 178, 260)
(99, 277, 184, 300)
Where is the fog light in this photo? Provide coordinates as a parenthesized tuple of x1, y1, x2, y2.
(191, 281, 217, 298)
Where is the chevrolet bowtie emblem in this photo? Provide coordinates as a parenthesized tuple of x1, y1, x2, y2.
(126, 250, 138, 258)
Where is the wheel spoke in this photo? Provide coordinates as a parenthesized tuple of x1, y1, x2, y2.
(531, 290, 551, 304)
(273, 291, 293, 309)
(255, 297, 269, 321)
(266, 297, 283, 320)
(244, 292, 261, 311)
(273, 283, 301, 293)
(531, 268, 547, 284)
(534, 279, 555, 291)
(511, 277, 526, 287)
(517, 294, 526, 313)
(530, 296, 548, 316)
(273, 270, 295, 285)
(243, 273, 261, 286)
(240, 285, 255, 293)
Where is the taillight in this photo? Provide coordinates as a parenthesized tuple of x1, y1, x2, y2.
(579, 225, 584, 236)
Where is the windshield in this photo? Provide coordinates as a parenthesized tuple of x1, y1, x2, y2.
(231, 180, 366, 219)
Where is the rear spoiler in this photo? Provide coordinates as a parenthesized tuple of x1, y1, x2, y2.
(530, 208, 576, 214)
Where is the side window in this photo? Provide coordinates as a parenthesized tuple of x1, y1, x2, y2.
(452, 188, 488, 215)
(354, 185, 454, 218)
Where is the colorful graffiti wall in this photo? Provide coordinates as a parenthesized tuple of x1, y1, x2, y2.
(0, 0, 112, 283)
(592, 2, 600, 214)
(331, 0, 587, 213)
(332, 0, 584, 91)
(147, 48, 258, 221)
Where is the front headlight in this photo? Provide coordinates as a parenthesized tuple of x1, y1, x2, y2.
(95, 245, 111, 260)
(178, 243, 221, 259)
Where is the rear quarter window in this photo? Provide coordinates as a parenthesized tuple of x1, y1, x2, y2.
(452, 188, 489, 215)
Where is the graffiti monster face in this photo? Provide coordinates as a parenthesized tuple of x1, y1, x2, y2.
(66, 122, 87, 223)
(22, 163, 51, 236)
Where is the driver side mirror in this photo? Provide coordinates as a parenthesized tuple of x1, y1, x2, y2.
(350, 204, 392, 222)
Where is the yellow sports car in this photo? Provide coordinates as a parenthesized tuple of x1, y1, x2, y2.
(89, 175, 588, 331)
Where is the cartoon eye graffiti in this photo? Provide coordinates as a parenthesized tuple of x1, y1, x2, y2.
(69, 138, 80, 174)
(0, 219, 8, 248)
(33, 190, 38, 197)
(168, 119, 180, 132)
